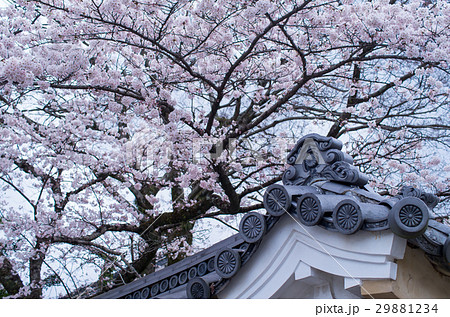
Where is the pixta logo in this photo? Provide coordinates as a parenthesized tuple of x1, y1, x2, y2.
(295, 138, 325, 166)
(315, 304, 360, 316)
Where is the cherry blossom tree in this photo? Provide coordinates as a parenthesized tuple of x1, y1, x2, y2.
(0, 0, 448, 298)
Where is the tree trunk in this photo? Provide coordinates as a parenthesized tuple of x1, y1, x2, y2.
(0, 255, 24, 297)
(28, 242, 46, 298)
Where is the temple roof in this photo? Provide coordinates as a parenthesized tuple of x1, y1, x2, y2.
(95, 134, 450, 299)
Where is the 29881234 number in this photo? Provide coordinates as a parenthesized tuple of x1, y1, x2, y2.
(375, 304, 438, 314)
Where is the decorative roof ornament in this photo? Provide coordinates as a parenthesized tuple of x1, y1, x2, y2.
(400, 186, 440, 209)
(263, 134, 441, 239)
(283, 134, 368, 187)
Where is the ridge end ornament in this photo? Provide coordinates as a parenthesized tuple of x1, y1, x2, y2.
(283, 134, 368, 187)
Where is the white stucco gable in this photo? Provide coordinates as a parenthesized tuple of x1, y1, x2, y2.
(218, 214, 406, 299)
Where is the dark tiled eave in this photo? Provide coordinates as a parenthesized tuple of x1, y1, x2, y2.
(95, 232, 245, 299)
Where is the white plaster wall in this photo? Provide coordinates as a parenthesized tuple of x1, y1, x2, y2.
(218, 214, 406, 299)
